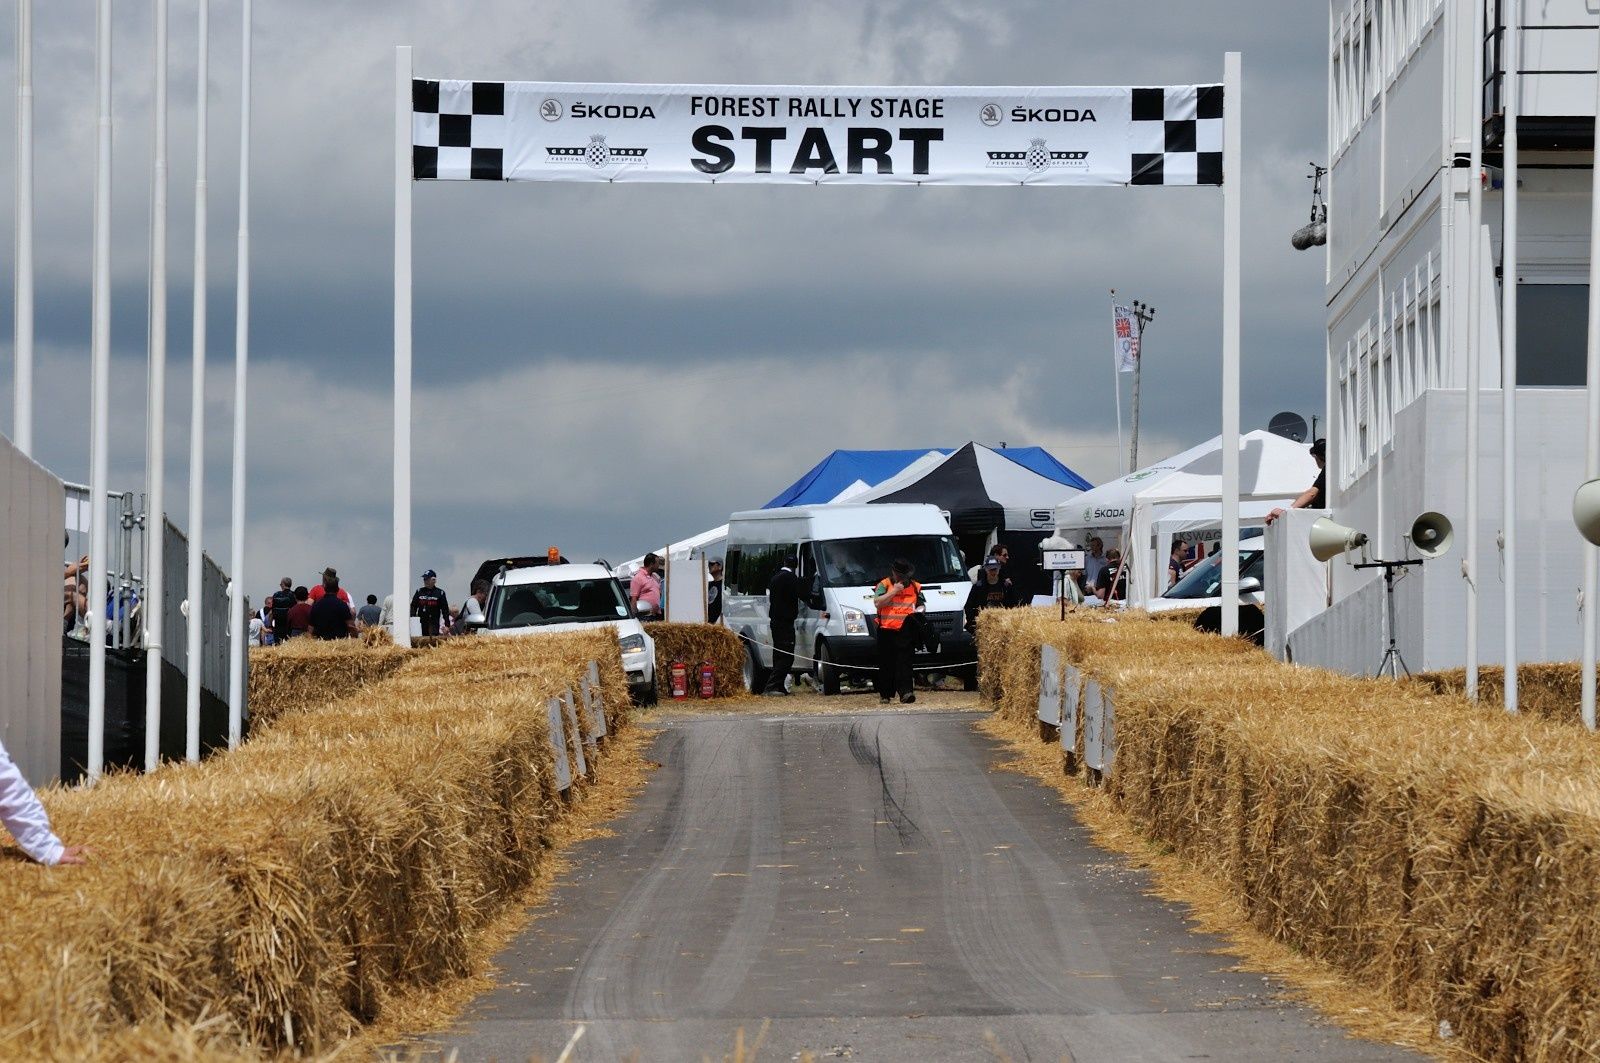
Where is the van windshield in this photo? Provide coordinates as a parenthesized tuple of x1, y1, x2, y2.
(816, 536, 966, 589)
(488, 578, 631, 628)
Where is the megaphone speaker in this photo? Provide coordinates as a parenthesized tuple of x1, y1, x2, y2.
(1308, 517, 1369, 562)
(1409, 511, 1454, 559)
(1575, 478, 1600, 546)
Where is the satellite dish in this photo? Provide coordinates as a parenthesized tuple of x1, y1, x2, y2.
(1267, 411, 1309, 443)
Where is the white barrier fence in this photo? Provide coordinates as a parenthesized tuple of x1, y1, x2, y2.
(546, 660, 611, 795)
(1038, 645, 1115, 785)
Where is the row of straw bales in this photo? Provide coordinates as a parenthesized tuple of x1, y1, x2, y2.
(978, 606, 1600, 1062)
(246, 634, 413, 730)
(646, 622, 751, 700)
(1415, 663, 1583, 728)
(0, 628, 632, 1060)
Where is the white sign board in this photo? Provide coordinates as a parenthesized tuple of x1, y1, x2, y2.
(562, 689, 588, 778)
(1082, 679, 1104, 773)
(1101, 685, 1116, 773)
(1042, 549, 1086, 571)
(1061, 662, 1081, 751)
(1037, 644, 1062, 726)
(412, 81, 1225, 188)
(581, 660, 607, 740)
(546, 697, 572, 791)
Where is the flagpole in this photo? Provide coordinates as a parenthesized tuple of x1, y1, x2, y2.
(393, 47, 414, 648)
(145, 0, 169, 772)
(186, 0, 210, 761)
(1109, 289, 1124, 468)
(87, 0, 113, 781)
(226, 0, 251, 749)
(1500, 4, 1520, 714)
(1220, 52, 1243, 637)
(13, 0, 32, 454)
(1463, 0, 1485, 702)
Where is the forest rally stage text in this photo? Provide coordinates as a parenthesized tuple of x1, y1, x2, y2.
(683, 93, 1095, 176)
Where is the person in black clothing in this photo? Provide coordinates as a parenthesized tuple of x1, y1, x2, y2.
(706, 559, 724, 626)
(1095, 549, 1128, 602)
(410, 568, 449, 637)
(270, 576, 297, 645)
(965, 556, 1018, 631)
(308, 579, 357, 639)
(1267, 437, 1327, 524)
(764, 555, 803, 695)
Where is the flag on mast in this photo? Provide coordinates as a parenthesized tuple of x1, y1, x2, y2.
(1112, 304, 1140, 373)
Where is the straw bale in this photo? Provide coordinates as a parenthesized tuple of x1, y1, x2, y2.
(646, 622, 751, 700)
(0, 629, 633, 1060)
(1416, 663, 1583, 727)
(247, 639, 414, 731)
(983, 610, 1600, 1061)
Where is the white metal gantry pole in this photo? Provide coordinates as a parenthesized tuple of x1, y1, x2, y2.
(393, 46, 414, 648)
(145, 0, 170, 771)
(1219, 52, 1243, 637)
(226, 0, 252, 749)
(186, 0, 210, 760)
(1580, 23, 1600, 731)
(1501, 5, 1520, 714)
(13, 0, 33, 454)
(1463, 0, 1486, 702)
(87, 0, 114, 781)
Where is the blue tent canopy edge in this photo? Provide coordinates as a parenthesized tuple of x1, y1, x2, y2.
(763, 445, 1091, 508)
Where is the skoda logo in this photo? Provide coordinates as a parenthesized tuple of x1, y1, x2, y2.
(979, 102, 1002, 127)
(541, 98, 563, 121)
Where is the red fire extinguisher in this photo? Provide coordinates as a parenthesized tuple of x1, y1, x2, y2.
(669, 659, 689, 700)
(699, 660, 716, 699)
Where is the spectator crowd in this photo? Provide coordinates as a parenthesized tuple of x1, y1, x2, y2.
(250, 566, 485, 645)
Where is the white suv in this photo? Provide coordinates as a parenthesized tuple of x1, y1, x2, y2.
(475, 562, 657, 704)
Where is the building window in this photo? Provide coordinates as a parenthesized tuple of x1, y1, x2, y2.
(1516, 284, 1589, 386)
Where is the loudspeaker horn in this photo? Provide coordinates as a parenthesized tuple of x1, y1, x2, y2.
(1308, 517, 1369, 562)
(1574, 478, 1600, 546)
(1408, 511, 1454, 559)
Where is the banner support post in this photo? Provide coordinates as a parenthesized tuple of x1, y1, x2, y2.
(393, 46, 413, 648)
(1220, 51, 1242, 637)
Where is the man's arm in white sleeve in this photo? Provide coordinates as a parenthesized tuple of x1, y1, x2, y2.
(0, 741, 65, 866)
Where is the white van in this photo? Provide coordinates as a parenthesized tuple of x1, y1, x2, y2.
(472, 560, 657, 705)
(722, 504, 975, 695)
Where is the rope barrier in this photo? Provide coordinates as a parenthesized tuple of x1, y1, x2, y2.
(732, 629, 974, 675)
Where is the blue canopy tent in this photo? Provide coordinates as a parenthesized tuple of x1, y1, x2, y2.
(765, 446, 1088, 509)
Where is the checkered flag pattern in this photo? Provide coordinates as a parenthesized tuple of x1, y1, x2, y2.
(1129, 85, 1223, 186)
(412, 79, 507, 181)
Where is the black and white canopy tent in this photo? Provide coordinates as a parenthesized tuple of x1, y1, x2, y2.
(861, 442, 1092, 594)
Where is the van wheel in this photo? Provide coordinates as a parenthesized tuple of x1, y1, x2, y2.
(743, 641, 770, 694)
(816, 642, 841, 696)
(960, 664, 979, 692)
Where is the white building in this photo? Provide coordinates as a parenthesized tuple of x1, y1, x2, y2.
(1281, 0, 1596, 672)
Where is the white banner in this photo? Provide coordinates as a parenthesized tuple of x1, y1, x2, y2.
(1112, 304, 1141, 373)
(411, 81, 1224, 187)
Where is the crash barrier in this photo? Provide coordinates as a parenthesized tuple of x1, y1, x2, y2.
(0, 630, 632, 1061)
(980, 606, 1600, 1062)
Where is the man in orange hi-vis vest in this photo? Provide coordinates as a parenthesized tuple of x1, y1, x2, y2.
(872, 558, 920, 704)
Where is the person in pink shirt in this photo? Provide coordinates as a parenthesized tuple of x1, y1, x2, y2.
(629, 553, 663, 617)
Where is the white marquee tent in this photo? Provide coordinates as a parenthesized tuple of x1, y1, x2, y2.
(1054, 430, 1317, 605)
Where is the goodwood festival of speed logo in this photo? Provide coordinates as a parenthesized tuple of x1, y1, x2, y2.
(987, 137, 1087, 173)
(546, 133, 649, 170)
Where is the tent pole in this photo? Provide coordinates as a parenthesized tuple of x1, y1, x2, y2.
(1220, 53, 1243, 637)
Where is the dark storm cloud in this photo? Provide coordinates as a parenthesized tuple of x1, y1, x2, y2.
(0, 0, 1332, 602)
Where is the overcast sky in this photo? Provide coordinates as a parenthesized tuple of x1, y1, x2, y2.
(0, 1, 1329, 606)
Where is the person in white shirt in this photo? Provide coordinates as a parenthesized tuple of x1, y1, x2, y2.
(1, 740, 88, 866)
(460, 580, 489, 627)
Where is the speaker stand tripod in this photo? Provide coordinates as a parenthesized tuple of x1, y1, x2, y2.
(1353, 558, 1424, 678)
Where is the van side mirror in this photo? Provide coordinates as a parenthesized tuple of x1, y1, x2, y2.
(1238, 576, 1262, 596)
(464, 616, 487, 631)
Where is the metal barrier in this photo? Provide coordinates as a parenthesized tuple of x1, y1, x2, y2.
(63, 482, 146, 651)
